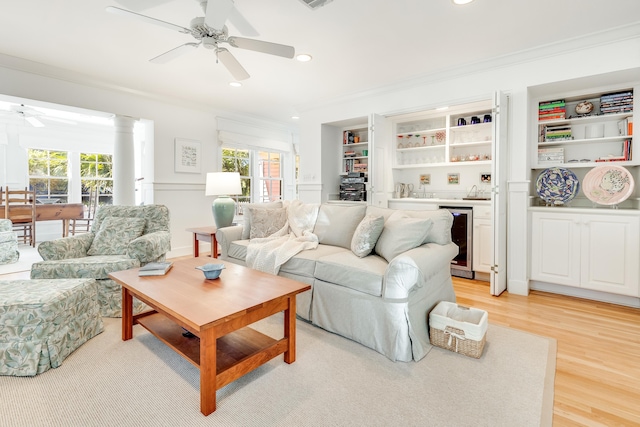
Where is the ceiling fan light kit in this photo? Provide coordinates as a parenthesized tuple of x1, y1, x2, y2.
(106, 0, 296, 80)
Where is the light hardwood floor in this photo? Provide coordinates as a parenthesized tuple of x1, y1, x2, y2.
(2, 266, 639, 425)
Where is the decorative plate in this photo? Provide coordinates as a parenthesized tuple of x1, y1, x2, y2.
(582, 164, 634, 206)
(536, 167, 580, 205)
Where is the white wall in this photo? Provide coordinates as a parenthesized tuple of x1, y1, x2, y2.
(297, 24, 640, 295)
(0, 58, 297, 257)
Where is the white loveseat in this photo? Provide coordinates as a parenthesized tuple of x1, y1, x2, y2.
(216, 201, 458, 362)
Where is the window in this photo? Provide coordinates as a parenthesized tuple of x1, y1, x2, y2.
(28, 149, 113, 208)
(28, 149, 69, 202)
(221, 147, 251, 204)
(221, 146, 283, 211)
(257, 151, 282, 202)
(80, 153, 113, 206)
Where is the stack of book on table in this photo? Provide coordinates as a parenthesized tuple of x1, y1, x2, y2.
(138, 261, 173, 276)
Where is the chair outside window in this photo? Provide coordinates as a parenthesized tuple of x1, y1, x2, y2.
(69, 186, 98, 236)
(3, 187, 37, 247)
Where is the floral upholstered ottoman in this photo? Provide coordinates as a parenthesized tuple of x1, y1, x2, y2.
(0, 279, 104, 376)
(0, 219, 19, 265)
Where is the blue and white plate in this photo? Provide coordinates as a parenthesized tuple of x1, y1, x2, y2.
(536, 167, 580, 205)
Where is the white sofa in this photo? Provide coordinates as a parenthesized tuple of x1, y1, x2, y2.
(216, 202, 458, 362)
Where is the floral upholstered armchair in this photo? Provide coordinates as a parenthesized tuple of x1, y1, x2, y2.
(30, 205, 171, 317)
(0, 219, 19, 265)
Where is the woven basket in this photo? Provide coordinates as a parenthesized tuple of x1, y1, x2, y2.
(429, 325, 487, 358)
(428, 302, 488, 359)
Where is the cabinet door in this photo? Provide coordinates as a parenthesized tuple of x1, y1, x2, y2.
(473, 218, 492, 273)
(580, 214, 640, 296)
(530, 212, 581, 287)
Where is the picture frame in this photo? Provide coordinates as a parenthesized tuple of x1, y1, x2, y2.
(447, 173, 460, 185)
(420, 174, 431, 185)
(481, 173, 492, 184)
(174, 138, 201, 174)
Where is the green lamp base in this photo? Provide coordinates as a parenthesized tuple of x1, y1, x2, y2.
(212, 196, 236, 228)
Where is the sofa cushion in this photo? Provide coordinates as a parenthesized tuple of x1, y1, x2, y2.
(241, 201, 283, 240)
(375, 215, 434, 262)
(248, 207, 288, 239)
(280, 244, 349, 278)
(314, 251, 388, 297)
(228, 239, 249, 262)
(87, 217, 146, 256)
(351, 215, 384, 257)
(313, 204, 366, 249)
(394, 209, 453, 245)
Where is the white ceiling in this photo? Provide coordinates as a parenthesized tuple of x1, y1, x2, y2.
(1, 0, 640, 123)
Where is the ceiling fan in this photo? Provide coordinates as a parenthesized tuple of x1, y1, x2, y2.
(106, 0, 296, 81)
(0, 104, 76, 128)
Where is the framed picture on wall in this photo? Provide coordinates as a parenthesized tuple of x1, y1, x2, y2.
(481, 173, 492, 184)
(174, 138, 201, 173)
(447, 173, 460, 185)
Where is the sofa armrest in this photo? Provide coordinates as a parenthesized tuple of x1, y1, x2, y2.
(216, 225, 243, 258)
(383, 242, 458, 299)
(127, 230, 172, 264)
(37, 233, 95, 261)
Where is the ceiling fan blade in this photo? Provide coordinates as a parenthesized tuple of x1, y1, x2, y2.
(112, 0, 173, 12)
(150, 43, 200, 63)
(25, 116, 45, 128)
(105, 6, 191, 34)
(227, 37, 295, 59)
(228, 7, 259, 37)
(216, 48, 250, 81)
(204, 0, 234, 31)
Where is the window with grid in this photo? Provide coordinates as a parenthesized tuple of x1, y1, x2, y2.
(80, 152, 113, 206)
(257, 151, 282, 203)
(221, 147, 251, 207)
(28, 149, 69, 202)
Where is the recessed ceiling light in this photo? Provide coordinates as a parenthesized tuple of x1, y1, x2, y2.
(452, 0, 474, 4)
(229, 81, 242, 87)
(291, 116, 300, 120)
(436, 106, 449, 111)
(296, 54, 312, 62)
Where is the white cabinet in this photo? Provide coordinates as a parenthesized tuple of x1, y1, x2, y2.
(393, 100, 493, 169)
(473, 206, 492, 274)
(531, 210, 640, 297)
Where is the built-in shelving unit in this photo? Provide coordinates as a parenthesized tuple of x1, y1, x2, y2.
(393, 103, 493, 169)
(341, 125, 369, 175)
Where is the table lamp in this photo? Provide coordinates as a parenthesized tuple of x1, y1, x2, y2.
(205, 172, 242, 228)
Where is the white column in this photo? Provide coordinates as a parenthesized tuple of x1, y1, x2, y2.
(113, 115, 137, 206)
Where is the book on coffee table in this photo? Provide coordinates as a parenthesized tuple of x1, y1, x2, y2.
(138, 261, 173, 276)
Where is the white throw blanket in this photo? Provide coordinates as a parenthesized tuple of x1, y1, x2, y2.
(246, 201, 320, 275)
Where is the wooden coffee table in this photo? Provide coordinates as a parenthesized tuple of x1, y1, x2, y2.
(109, 258, 311, 416)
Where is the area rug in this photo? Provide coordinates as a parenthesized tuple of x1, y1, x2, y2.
(0, 245, 41, 275)
(0, 315, 555, 427)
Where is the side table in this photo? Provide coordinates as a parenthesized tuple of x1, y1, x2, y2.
(185, 226, 218, 258)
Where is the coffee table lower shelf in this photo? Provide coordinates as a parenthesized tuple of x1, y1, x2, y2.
(135, 312, 288, 389)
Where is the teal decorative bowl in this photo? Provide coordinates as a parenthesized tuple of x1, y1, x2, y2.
(195, 263, 225, 279)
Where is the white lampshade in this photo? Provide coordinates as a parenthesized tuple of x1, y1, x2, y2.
(205, 172, 242, 229)
(205, 172, 242, 196)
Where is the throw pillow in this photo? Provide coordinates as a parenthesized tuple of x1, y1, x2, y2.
(374, 215, 434, 262)
(241, 201, 283, 240)
(249, 207, 288, 239)
(87, 217, 146, 256)
(388, 209, 453, 245)
(350, 215, 385, 257)
(313, 204, 367, 249)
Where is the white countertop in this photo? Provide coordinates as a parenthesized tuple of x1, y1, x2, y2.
(389, 198, 491, 206)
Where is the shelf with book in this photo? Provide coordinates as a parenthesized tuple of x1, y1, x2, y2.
(342, 127, 369, 174)
(533, 88, 635, 170)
